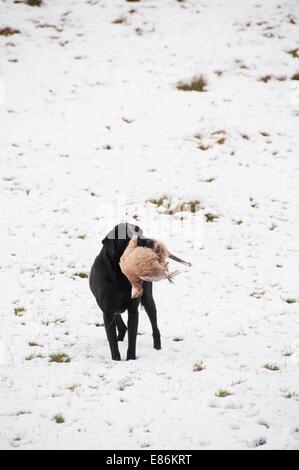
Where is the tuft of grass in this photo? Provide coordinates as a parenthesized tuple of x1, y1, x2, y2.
(215, 389, 232, 398)
(285, 298, 297, 304)
(16, 411, 32, 416)
(74, 272, 88, 279)
(260, 131, 270, 137)
(177, 75, 208, 92)
(0, 27, 20, 36)
(259, 75, 286, 83)
(43, 317, 65, 326)
(292, 73, 299, 81)
(112, 16, 127, 25)
(67, 384, 79, 392)
(284, 392, 297, 399)
(234, 219, 243, 225)
(147, 195, 168, 208)
(287, 48, 299, 58)
(263, 363, 280, 372)
(49, 353, 71, 364)
(28, 341, 42, 347)
(53, 414, 65, 424)
(14, 307, 26, 316)
(250, 291, 265, 299)
(173, 336, 184, 342)
(147, 196, 201, 215)
(254, 438, 267, 447)
(193, 361, 206, 372)
(26, 353, 44, 361)
(205, 212, 219, 223)
(26, 0, 43, 6)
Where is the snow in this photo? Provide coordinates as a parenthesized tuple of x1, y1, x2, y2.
(0, 0, 299, 450)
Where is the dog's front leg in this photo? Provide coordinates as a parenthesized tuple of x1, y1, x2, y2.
(127, 306, 139, 360)
(104, 313, 121, 361)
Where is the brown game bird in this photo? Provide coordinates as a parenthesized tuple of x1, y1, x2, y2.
(120, 236, 191, 298)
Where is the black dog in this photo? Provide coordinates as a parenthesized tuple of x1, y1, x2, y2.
(89, 223, 161, 361)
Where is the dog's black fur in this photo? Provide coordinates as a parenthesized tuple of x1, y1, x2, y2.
(89, 223, 161, 360)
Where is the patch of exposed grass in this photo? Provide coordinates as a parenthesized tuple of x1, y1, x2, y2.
(74, 272, 88, 279)
(173, 336, 184, 342)
(291, 73, 299, 81)
(263, 363, 280, 372)
(254, 438, 267, 447)
(147, 196, 201, 215)
(284, 391, 298, 399)
(259, 75, 287, 83)
(193, 361, 206, 372)
(16, 411, 32, 417)
(14, 307, 26, 316)
(67, 384, 79, 392)
(285, 298, 297, 304)
(215, 389, 232, 398)
(259, 75, 274, 83)
(0, 27, 20, 36)
(250, 291, 265, 299)
(205, 212, 219, 223)
(43, 317, 66, 326)
(26, 353, 44, 361)
(147, 195, 168, 208)
(49, 353, 71, 364)
(53, 414, 65, 424)
(282, 351, 293, 357)
(177, 75, 207, 92)
(26, 0, 43, 6)
(112, 16, 127, 25)
(287, 48, 299, 58)
(28, 341, 42, 347)
(233, 219, 243, 225)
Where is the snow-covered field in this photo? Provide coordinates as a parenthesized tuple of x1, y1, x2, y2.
(0, 0, 299, 450)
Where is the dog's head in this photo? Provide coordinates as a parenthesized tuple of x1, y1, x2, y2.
(102, 222, 148, 260)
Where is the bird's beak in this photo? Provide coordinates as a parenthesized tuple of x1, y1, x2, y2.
(169, 253, 191, 267)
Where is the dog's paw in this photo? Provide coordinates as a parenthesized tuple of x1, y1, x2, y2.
(127, 351, 137, 361)
(112, 352, 121, 361)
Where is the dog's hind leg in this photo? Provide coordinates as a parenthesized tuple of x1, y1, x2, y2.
(141, 283, 161, 350)
(104, 313, 121, 361)
(116, 315, 127, 342)
(127, 305, 139, 360)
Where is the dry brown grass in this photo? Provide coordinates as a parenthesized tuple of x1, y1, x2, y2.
(259, 75, 287, 83)
(287, 48, 299, 58)
(0, 27, 20, 36)
(177, 75, 207, 92)
(26, 0, 43, 6)
(147, 196, 201, 215)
